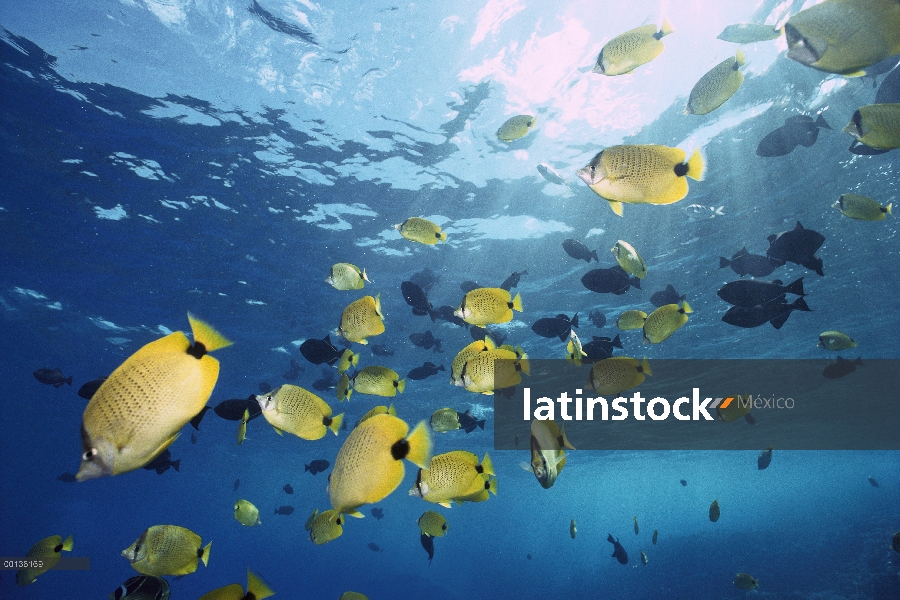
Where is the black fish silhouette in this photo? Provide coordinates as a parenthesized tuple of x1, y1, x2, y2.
(409, 330, 441, 352)
(189, 406, 212, 430)
(650, 284, 685, 307)
(283, 484, 294, 494)
(580, 335, 623, 363)
(719, 248, 784, 278)
(457, 409, 486, 433)
(582, 266, 640, 294)
(562, 238, 598, 262)
(409, 267, 439, 293)
(371, 507, 384, 520)
(407, 362, 445, 380)
(531, 314, 578, 341)
(77, 377, 106, 399)
(822, 356, 863, 379)
(420, 532, 434, 565)
(717, 278, 805, 307)
(401, 281, 436, 320)
(214, 397, 263, 421)
(500, 270, 527, 291)
(588, 310, 606, 328)
(756, 114, 830, 157)
(607, 534, 628, 565)
(299, 335, 342, 366)
(142, 449, 180, 475)
(305, 459, 330, 475)
(33, 368, 72, 388)
(757, 447, 773, 470)
(274, 505, 295, 515)
(722, 295, 811, 329)
(766, 222, 824, 276)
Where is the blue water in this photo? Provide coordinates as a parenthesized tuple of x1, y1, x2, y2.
(1, 1, 899, 598)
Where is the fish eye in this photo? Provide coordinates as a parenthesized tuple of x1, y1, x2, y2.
(82, 448, 97, 461)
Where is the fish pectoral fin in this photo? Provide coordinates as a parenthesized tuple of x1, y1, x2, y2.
(518, 461, 534, 472)
(438, 502, 452, 508)
(607, 200, 624, 216)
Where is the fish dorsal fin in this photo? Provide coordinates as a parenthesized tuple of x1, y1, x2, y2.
(794, 222, 804, 230)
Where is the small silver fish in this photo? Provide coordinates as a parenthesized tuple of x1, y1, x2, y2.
(684, 204, 725, 220)
(537, 163, 568, 187)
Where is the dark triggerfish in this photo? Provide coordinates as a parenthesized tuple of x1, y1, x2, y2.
(607, 534, 628, 564)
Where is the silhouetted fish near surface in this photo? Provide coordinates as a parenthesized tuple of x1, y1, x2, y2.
(650, 284, 685, 307)
(607, 534, 629, 565)
(500, 270, 527, 291)
(371, 344, 395, 357)
(433, 305, 468, 327)
(722, 295, 811, 329)
(33, 368, 72, 388)
(757, 446, 773, 470)
(77, 377, 106, 399)
(680, 479, 688, 486)
(766, 222, 825, 276)
(371, 507, 384, 520)
(868, 476, 879, 487)
(588, 310, 606, 328)
(756, 114, 831, 157)
(457, 409, 486, 433)
(460, 281, 480, 294)
(582, 266, 641, 294)
(532, 313, 578, 341)
(409, 267, 439, 293)
(214, 396, 263, 421)
(717, 278, 805, 307)
(581, 335, 623, 363)
(275, 505, 295, 515)
(401, 281, 435, 320)
(420, 533, 434, 565)
(822, 356, 863, 379)
(367, 543, 383, 552)
(284, 484, 294, 494)
(410, 330, 441, 352)
(563, 238, 598, 262)
(57, 472, 77, 482)
(299, 335, 343, 366)
(305, 459, 330, 475)
(142, 449, 180, 475)
(408, 362, 445, 380)
(720, 248, 784, 277)
(189, 406, 212, 430)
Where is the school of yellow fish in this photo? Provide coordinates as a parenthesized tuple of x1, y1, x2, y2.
(19, 1, 900, 596)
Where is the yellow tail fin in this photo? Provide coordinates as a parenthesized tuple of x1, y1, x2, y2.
(681, 300, 693, 314)
(685, 148, 705, 181)
(396, 378, 406, 394)
(61, 535, 74, 552)
(405, 421, 433, 469)
(641, 356, 653, 377)
(247, 569, 276, 600)
(439, 232, 448, 243)
(481, 452, 495, 477)
(659, 18, 674, 37)
(511, 293, 523, 312)
(200, 541, 212, 567)
(329, 413, 344, 436)
(518, 357, 531, 376)
(187, 313, 232, 352)
(735, 49, 746, 67)
(488, 476, 498, 496)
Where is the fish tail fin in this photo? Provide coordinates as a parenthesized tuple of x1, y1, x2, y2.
(397, 379, 407, 394)
(200, 541, 212, 567)
(572, 313, 579, 328)
(477, 419, 486, 430)
(518, 357, 531, 376)
(61, 535, 74, 552)
(719, 257, 731, 268)
(885, 203, 893, 216)
(488, 476, 498, 496)
(438, 232, 448, 243)
(362, 268, 371, 283)
(329, 414, 344, 436)
(641, 356, 653, 377)
(734, 49, 746, 67)
(187, 313, 233, 352)
(791, 297, 811, 312)
(66, 376, 73, 386)
(612, 334, 623, 349)
(785, 277, 805, 297)
(247, 570, 276, 600)
(608, 200, 624, 216)
(405, 421, 433, 469)
(681, 300, 693, 314)
(172, 460, 181, 472)
(481, 452, 495, 477)
(511, 293, 523, 312)
(659, 18, 674, 37)
(685, 148, 705, 181)
(591, 249, 599, 262)
(815, 113, 831, 130)
(631, 277, 642, 290)
(769, 311, 790, 330)
(484, 336, 496, 350)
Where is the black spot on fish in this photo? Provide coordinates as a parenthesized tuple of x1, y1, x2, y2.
(674, 162, 688, 177)
(186, 342, 207, 359)
(391, 439, 410, 461)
